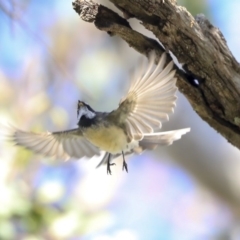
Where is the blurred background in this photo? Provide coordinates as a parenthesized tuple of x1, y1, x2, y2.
(0, 0, 240, 239)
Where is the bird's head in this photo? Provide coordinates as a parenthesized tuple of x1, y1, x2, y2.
(77, 100, 96, 125)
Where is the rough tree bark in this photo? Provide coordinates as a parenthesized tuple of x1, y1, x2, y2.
(72, 0, 240, 151)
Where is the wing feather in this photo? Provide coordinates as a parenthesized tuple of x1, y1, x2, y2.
(108, 52, 177, 140)
(10, 126, 100, 160)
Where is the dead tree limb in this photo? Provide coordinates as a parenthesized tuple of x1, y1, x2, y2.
(72, 0, 240, 149)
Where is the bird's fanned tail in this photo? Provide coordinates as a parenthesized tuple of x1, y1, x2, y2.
(139, 128, 190, 150)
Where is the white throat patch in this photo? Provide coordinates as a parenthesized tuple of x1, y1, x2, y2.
(78, 106, 96, 120)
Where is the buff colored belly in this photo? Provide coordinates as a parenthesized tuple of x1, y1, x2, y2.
(83, 124, 128, 154)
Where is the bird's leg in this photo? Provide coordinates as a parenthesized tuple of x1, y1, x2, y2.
(107, 153, 116, 175)
(122, 151, 128, 172)
(77, 100, 81, 118)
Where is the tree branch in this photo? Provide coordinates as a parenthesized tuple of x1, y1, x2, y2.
(72, 0, 240, 149)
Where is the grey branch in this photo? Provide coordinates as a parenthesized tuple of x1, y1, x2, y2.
(73, 0, 99, 22)
(73, 0, 240, 150)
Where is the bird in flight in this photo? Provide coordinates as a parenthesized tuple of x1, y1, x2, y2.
(10, 52, 190, 174)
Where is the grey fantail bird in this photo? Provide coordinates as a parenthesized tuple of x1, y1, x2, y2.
(9, 52, 190, 174)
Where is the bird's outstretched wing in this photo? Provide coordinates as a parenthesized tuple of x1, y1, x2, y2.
(9, 126, 101, 160)
(108, 52, 177, 140)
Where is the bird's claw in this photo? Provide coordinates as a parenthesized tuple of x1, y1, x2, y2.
(122, 160, 128, 173)
(107, 163, 116, 175)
